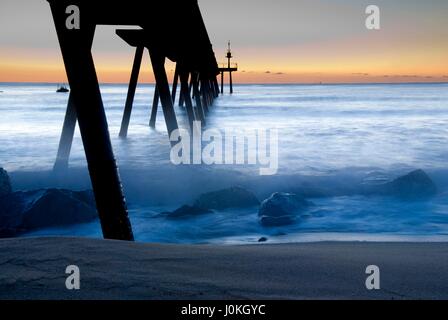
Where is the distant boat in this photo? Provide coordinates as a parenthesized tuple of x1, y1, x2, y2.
(56, 84, 69, 93)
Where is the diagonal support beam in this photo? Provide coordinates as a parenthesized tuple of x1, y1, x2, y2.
(53, 92, 77, 171)
(179, 68, 196, 131)
(171, 64, 179, 105)
(149, 85, 159, 128)
(192, 72, 206, 124)
(119, 46, 144, 138)
(148, 51, 179, 143)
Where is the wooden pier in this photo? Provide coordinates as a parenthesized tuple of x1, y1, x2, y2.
(48, 0, 220, 240)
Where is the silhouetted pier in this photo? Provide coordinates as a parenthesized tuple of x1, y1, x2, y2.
(218, 41, 238, 94)
(48, 0, 220, 240)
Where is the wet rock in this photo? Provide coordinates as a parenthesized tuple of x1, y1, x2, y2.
(194, 186, 259, 210)
(0, 168, 12, 197)
(382, 169, 437, 199)
(258, 237, 268, 242)
(161, 205, 213, 219)
(258, 192, 313, 227)
(0, 189, 97, 237)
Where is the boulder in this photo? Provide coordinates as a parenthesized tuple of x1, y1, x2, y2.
(0, 168, 12, 197)
(381, 169, 437, 199)
(258, 192, 313, 227)
(194, 186, 259, 210)
(0, 188, 97, 237)
(160, 205, 213, 219)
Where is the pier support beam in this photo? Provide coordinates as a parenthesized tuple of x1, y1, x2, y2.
(49, 3, 133, 241)
(171, 65, 179, 105)
(148, 51, 179, 143)
(179, 73, 192, 108)
(192, 72, 206, 124)
(149, 85, 159, 128)
(119, 46, 144, 138)
(213, 77, 220, 96)
(54, 93, 77, 171)
(199, 79, 209, 114)
(179, 68, 196, 130)
(229, 71, 233, 94)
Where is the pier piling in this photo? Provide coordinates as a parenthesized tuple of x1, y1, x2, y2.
(119, 46, 144, 138)
(149, 85, 159, 128)
(53, 93, 77, 171)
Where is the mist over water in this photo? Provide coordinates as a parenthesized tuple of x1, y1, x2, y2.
(1, 82, 448, 243)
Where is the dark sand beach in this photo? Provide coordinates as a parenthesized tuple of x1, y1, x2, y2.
(0, 237, 447, 300)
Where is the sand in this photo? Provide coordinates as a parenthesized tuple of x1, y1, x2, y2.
(0, 237, 447, 300)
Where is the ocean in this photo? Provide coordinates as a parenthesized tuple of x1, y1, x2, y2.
(1, 82, 448, 243)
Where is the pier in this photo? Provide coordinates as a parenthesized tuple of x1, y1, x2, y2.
(218, 41, 238, 94)
(47, 0, 220, 240)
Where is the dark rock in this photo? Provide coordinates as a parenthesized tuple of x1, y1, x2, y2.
(382, 169, 437, 199)
(0, 168, 12, 197)
(357, 169, 437, 200)
(0, 189, 97, 237)
(258, 192, 313, 227)
(258, 237, 268, 242)
(161, 205, 213, 219)
(194, 186, 259, 210)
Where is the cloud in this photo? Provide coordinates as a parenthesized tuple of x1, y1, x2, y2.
(352, 73, 369, 76)
(381, 74, 429, 78)
(263, 71, 285, 75)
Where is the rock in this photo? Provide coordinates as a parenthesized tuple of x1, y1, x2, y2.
(0, 168, 12, 197)
(0, 189, 97, 237)
(382, 169, 437, 199)
(161, 205, 213, 219)
(194, 186, 259, 210)
(258, 237, 268, 242)
(258, 192, 313, 227)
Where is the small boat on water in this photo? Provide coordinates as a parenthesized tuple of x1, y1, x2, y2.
(56, 84, 69, 93)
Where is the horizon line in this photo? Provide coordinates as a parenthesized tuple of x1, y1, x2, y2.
(1, 81, 448, 86)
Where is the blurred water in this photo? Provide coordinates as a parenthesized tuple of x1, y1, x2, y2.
(1, 82, 448, 243)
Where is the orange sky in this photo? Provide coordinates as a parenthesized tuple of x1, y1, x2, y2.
(1, 42, 447, 84)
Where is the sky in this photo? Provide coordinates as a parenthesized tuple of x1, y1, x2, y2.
(0, 0, 447, 83)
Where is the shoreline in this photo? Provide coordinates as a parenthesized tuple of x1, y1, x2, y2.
(1, 237, 447, 300)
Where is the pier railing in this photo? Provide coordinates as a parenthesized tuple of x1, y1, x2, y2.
(218, 62, 238, 69)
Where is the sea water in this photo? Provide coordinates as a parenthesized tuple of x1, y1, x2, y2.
(1, 82, 448, 243)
